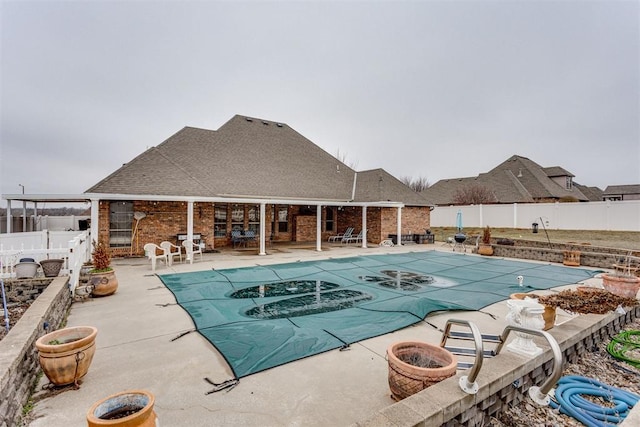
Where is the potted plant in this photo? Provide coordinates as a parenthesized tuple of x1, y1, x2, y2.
(89, 240, 118, 296)
(601, 255, 640, 299)
(87, 390, 157, 427)
(35, 325, 98, 387)
(387, 341, 457, 400)
(477, 226, 493, 256)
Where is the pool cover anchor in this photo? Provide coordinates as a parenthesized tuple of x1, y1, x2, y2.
(204, 377, 239, 394)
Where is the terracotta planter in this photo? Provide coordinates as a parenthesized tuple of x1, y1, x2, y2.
(87, 390, 157, 427)
(40, 259, 64, 277)
(563, 250, 581, 267)
(510, 293, 556, 330)
(477, 244, 493, 256)
(387, 341, 457, 401)
(601, 274, 640, 299)
(35, 326, 98, 386)
(90, 270, 118, 296)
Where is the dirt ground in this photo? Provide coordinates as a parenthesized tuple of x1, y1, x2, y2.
(430, 227, 640, 252)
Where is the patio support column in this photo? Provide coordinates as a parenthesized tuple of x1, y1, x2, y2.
(397, 207, 402, 246)
(34, 202, 38, 231)
(361, 206, 367, 248)
(90, 199, 99, 245)
(186, 201, 194, 261)
(259, 202, 266, 256)
(316, 205, 322, 252)
(6, 200, 11, 233)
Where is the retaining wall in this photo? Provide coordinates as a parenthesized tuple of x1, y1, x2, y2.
(0, 277, 71, 427)
(356, 306, 640, 426)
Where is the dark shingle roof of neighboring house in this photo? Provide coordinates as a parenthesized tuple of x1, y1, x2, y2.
(423, 155, 590, 205)
(603, 185, 640, 198)
(574, 183, 603, 201)
(86, 115, 428, 206)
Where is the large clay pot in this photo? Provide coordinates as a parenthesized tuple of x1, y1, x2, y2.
(90, 270, 118, 296)
(510, 293, 556, 330)
(601, 274, 640, 299)
(477, 244, 494, 256)
(40, 259, 65, 277)
(387, 341, 457, 401)
(35, 326, 98, 386)
(87, 390, 157, 427)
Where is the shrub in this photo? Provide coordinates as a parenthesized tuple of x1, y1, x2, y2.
(91, 240, 112, 272)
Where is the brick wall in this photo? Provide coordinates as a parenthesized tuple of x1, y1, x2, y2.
(337, 206, 431, 245)
(0, 277, 71, 427)
(97, 201, 432, 253)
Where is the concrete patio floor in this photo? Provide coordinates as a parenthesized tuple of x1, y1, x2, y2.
(28, 243, 595, 426)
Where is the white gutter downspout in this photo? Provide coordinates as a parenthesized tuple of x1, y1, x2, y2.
(316, 204, 322, 252)
(351, 172, 358, 201)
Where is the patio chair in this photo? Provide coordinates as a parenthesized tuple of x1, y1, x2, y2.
(231, 229, 245, 249)
(182, 239, 203, 264)
(344, 229, 365, 244)
(160, 241, 182, 266)
(143, 243, 168, 271)
(328, 227, 354, 242)
(244, 230, 257, 246)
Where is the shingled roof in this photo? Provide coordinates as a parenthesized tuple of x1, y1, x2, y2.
(86, 115, 430, 206)
(423, 155, 590, 205)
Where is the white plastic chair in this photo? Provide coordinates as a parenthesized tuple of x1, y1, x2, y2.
(143, 243, 168, 271)
(182, 239, 203, 264)
(160, 241, 182, 266)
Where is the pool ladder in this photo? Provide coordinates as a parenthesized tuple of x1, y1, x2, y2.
(440, 318, 563, 404)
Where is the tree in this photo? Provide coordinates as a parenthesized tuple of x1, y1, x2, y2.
(335, 149, 358, 170)
(452, 184, 497, 205)
(400, 176, 430, 193)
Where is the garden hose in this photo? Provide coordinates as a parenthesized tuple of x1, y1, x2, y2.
(549, 375, 639, 427)
(607, 330, 640, 369)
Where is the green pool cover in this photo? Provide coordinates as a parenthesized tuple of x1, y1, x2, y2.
(159, 251, 600, 378)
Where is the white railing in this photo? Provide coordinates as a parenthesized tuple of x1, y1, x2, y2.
(0, 231, 91, 293)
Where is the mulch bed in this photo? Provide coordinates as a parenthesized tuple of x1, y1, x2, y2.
(0, 302, 32, 341)
(539, 288, 638, 314)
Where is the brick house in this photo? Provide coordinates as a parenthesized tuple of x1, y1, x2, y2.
(77, 115, 433, 256)
(424, 155, 601, 205)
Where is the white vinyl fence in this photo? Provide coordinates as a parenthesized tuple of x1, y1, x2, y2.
(430, 200, 640, 232)
(0, 230, 91, 293)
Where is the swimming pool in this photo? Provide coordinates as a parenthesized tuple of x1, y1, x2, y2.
(159, 251, 600, 378)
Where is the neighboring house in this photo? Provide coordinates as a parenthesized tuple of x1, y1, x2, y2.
(58, 114, 432, 255)
(602, 185, 640, 201)
(424, 155, 600, 205)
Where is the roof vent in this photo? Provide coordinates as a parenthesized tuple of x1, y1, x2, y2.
(517, 168, 523, 178)
(276, 123, 283, 127)
(262, 120, 269, 125)
(245, 117, 253, 122)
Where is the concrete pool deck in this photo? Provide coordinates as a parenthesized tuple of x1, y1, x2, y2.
(28, 243, 602, 426)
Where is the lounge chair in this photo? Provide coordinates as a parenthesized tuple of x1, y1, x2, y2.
(143, 243, 168, 271)
(329, 227, 354, 242)
(344, 229, 365, 244)
(160, 241, 182, 266)
(182, 239, 203, 264)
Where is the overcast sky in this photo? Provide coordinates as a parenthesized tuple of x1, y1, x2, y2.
(1, 0, 638, 206)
